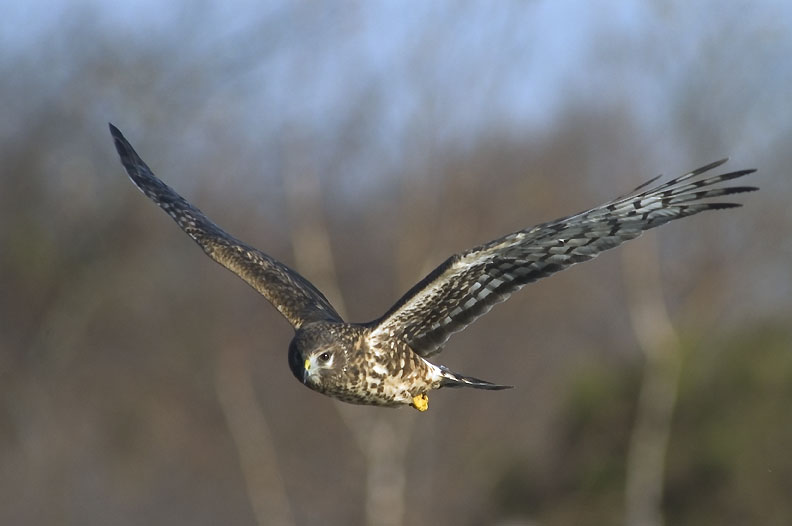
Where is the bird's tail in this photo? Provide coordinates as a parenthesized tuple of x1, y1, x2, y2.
(438, 365, 512, 390)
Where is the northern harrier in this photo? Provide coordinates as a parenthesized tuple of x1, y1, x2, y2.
(110, 124, 756, 411)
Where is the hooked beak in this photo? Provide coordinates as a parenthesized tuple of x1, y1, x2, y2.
(303, 358, 311, 383)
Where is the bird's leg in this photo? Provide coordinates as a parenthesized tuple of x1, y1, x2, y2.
(411, 393, 429, 412)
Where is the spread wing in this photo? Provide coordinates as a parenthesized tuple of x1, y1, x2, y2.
(110, 124, 342, 329)
(370, 159, 757, 357)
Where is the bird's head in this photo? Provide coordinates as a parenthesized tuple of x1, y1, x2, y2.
(288, 322, 350, 392)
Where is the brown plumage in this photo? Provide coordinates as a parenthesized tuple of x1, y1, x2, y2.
(110, 124, 756, 411)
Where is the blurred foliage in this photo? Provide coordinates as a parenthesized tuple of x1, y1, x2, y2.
(491, 357, 639, 525)
(666, 324, 792, 526)
(489, 323, 792, 525)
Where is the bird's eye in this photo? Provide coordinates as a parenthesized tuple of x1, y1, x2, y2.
(318, 352, 331, 363)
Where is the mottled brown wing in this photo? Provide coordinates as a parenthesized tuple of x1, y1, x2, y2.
(110, 124, 342, 329)
(370, 159, 757, 357)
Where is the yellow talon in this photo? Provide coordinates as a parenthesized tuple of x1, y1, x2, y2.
(411, 393, 429, 412)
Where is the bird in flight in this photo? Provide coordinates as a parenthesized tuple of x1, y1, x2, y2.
(110, 124, 756, 411)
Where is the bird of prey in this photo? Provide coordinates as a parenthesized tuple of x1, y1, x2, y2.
(110, 124, 756, 411)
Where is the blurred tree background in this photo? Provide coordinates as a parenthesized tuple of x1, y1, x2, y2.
(1, 1, 790, 525)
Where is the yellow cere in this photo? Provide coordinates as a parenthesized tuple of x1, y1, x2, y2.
(304, 359, 311, 371)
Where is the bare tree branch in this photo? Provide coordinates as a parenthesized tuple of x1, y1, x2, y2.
(622, 234, 682, 526)
(215, 343, 296, 526)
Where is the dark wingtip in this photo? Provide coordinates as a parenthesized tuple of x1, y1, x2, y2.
(108, 123, 140, 168)
(728, 186, 760, 194)
(108, 123, 126, 145)
(108, 123, 126, 152)
(723, 168, 757, 179)
(708, 203, 743, 210)
(701, 158, 729, 172)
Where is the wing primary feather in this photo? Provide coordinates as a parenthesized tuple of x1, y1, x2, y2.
(109, 123, 342, 328)
(371, 159, 756, 357)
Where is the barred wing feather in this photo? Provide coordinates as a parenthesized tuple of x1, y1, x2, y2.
(371, 159, 756, 357)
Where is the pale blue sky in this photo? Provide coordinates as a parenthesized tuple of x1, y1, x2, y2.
(3, 0, 790, 178)
(4, 1, 784, 126)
